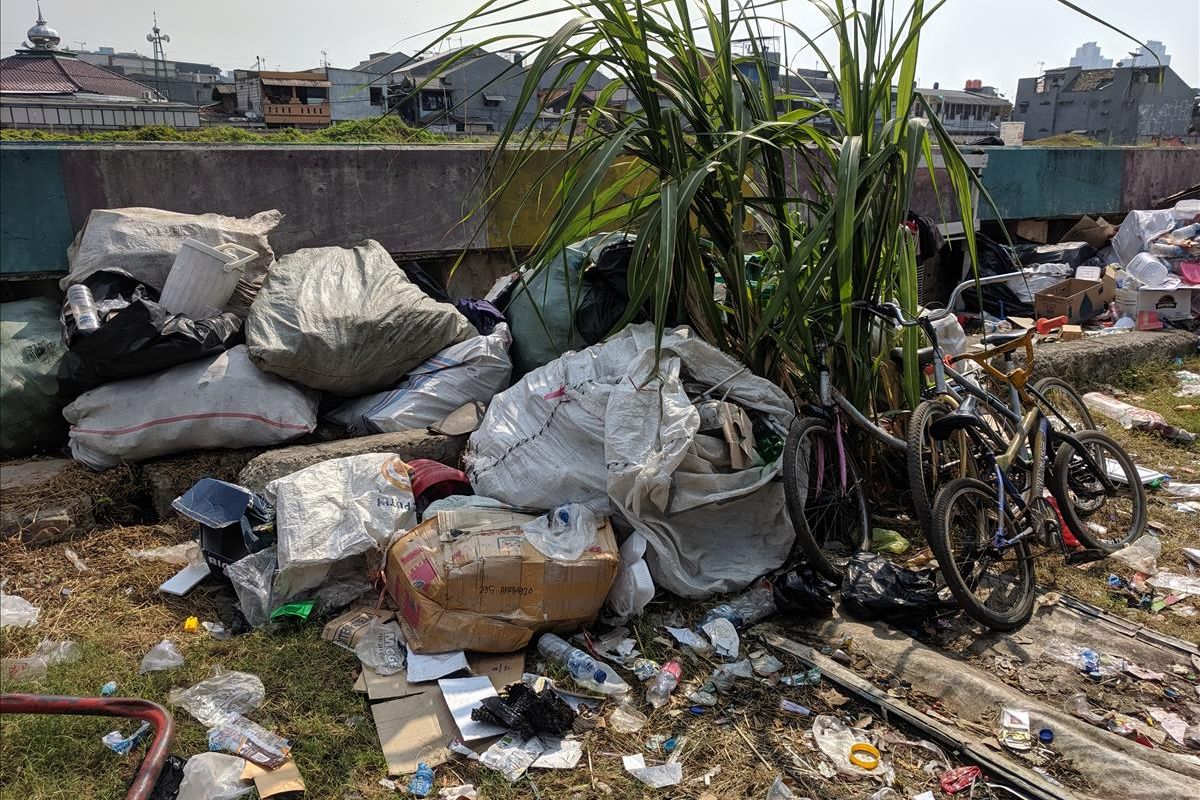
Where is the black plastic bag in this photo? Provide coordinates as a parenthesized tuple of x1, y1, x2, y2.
(773, 566, 838, 618)
(840, 553, 939, 627)
(471, 683, 576, 738)
(577, 238, 642, 345)
(58, 269, 242, 400)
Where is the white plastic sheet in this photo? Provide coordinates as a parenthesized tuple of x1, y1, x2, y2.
(176, 752, 253, 800)
(64, 346, 318, 470)
(467, 324, 795, 598)
(267, 453, 417, 597)
(168, 668, 266, 727)
(0, 591, 40, 627)
(330, 325, 513, 434)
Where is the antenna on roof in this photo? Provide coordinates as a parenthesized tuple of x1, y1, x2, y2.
(147, 11, 170, 100)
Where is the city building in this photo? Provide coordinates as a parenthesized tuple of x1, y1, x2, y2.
(913, 81, 1012, 139)
(75, 46, 225, 106)
(1069, 42, 1112, 70)
(0, 8, 199, 131)
(1012, 64, 1195, 144)
(318, 51, 411, 122)
(1121, 40, 1171, 68)
(233, 69, 331, 129)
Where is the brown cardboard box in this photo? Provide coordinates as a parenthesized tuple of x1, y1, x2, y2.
(386, 510, 619, 653)
(1033, 275, 1115, 323)
(1059, 215, 1116, 250)
(321, 606, 394, 652)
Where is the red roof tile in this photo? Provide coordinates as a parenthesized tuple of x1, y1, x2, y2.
(1, 52, 157, 98)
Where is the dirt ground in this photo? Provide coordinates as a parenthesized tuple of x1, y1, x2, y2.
(1, 356, 1196, 800)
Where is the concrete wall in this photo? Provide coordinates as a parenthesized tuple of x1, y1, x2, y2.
(2, 141, 1199, 280)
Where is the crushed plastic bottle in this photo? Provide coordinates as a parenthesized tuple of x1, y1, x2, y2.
(100, 680, 118, 697)
(697, 580, 776, 630)
(1063, 692, 1109, 726)
(66, 284, 101, 333)
(409, 763, 435, 797)
(102, 721, 151, 755)
(537, 633, 629, 695)
(645, 659, 682, 709)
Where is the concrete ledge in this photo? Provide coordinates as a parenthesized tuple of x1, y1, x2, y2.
(236, 430, 469, 492)
(1026, 329, 1198, 389)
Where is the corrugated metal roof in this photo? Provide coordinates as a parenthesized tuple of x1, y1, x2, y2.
(261, 76, 331, 88)
(1067, 69, 1116, 92)
(0, 52, 157, 98)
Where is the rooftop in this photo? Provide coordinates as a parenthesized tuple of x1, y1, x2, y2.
(0, 51, 159, 98)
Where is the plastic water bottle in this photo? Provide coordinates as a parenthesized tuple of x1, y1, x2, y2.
(697, 581, 777, 630)
(408, 762, 434, 797)
(66, 284, 101, 333)
(645, 659, 682, 709)
(537, 633, 629, 695)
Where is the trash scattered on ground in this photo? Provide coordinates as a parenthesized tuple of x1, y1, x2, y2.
(536, 632, 629, 695)
(63, 546, 89, 573)
(999, 708, 1032, 751)
(101, 721, 151, 755)
(939, 765, 983, 794)
(472, 682, 575, 738)
(811, 714, 894, 782)
(700, 617, 739, 659)
(1, 639, 80, 682)
(207, 712, 292, 768)
(1110, 534, 1161, 574)
(100, 680, 118, 696)
(841, 553, 939, 627)
(169, 668, 266, 727)
(0, 590, 40, 627)
(870, 528, 910, 555)
(240, 758, 306, 798)
(478, 733, 545, 782)
(175, 751, 254, 800)
(139, 639, 185, 673)
(609, 702, 649, 733)
(521, 503, 599, 561)
(1083, 392, 1195, 445)
(354, 618, 406, 676)
(622, 753, 683, 788)
(645, 659, 682, 708)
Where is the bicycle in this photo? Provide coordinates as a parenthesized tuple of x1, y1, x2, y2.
(926, 327, 1146, 631)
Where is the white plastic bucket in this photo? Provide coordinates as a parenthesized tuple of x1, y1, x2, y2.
(1125, 252, 1169, 288)
(159, 239, 257, 319)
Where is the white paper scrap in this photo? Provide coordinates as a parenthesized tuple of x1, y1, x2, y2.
(531, 737, 582, 770)
(407, 646, 469, 683)
(437, 676, 509, 741)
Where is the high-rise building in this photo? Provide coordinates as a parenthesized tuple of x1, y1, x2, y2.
(1123, 40, 1171, 68)
(1068, 42, 1112, 70)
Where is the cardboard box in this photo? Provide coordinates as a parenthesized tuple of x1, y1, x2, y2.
(1115, 287, 1196, 323)
(386, 509, 620, 653)
(1033, 275, 1115, 323)
(321, 606, 394, 652)
(1060, 215, 1116, 250)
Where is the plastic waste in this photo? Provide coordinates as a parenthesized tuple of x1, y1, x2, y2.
(772, 568, 837, 618)
(698, 580, 776, 629)
(224, 546, 277, 629)
(207, 713, 292, 768)
(940, 766, 983, 794)
(0, 591, 40, 627)
(537, 633, 629, 695)
(63, 547, 89, 573)
(100, 680, 118, 697)
(0, 639, 80, 682)
(664, 626, 712, 653)
(1148, 571, 1200, 595)
(521, 504, 598, 561)
(999, 708, 1032, 751)
(176, 751, 253, 800)
(645, 659, 682, 709)
(409, 763, 435, 798)
(1176, 370, 1200, 398)
(700, 618, 739, 659)
(140, 639, 185, 674)
(1165, 482, 1200, 499)
(751, 652, 784, 677)
(66, 284, 101, 334)
(128, 542, 203, 566)
(1082, 392, 1196, 445)
(471, 683, 576, 738)
(102, 721, 151, 755)
(708, 660, 754, 693)
(779, 699, 811, 717)
(870, 528, 910, 555)
(765, 774, 808, 799)
(606, 531, 655, 622)
(168, 668, 266, 727)
(437, 786, 478, 800)
(610, 702, 648, 733)
(1110, 535, 1161, 575)
(1125, 253, 1170, 287)
(354, 618, 405, 676)
(811, 714, 893, 782)
(841, 553, 939, 627)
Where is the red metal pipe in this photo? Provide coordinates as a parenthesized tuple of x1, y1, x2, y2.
(0, 694, 175, 800)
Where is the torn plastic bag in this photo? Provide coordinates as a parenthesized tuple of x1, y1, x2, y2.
(267, 453, 416, 598)
(246, 240, 474, 395)
(773, 567, 837, 618)
(62, 207, 280, 318)
(64, 345, 318, 470)
(1113, 209, 1176, 266)
(472, 682, 576, 738)
(223, 546, 278, 629)
(840, 553, 939, 628)
(168, 667, 265, 727)
(57, 269, 241, 400)
(139, 639, 185, 673)
(468, 323, 796, 598)
(1, 298, 67, 457)
(328, 324, 513, 436)
(173, 478, 275, 577)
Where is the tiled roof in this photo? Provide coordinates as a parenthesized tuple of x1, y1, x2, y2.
(0, 52, 156, 98)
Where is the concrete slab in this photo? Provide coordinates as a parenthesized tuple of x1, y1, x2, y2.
(236, 430, 468, 493)
(1026, 329, 1197, 390)
(0, 458, 73, 491)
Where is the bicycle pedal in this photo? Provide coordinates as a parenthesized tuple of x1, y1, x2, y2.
(1064, 549, 1106, 566)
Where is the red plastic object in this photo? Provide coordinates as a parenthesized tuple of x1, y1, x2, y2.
(1045, 495, 1081, 548)
(407, 458, 472, 500)
(940, 765, 983, 793)
(0, 694, 175, 800)
(1035, 315, 1068, 335)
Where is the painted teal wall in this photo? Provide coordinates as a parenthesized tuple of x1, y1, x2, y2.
(1, 143, 1198, 276)
(0, 148, 74, 274)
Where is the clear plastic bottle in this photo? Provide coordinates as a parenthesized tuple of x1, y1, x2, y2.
(66, 284, 101, 333)
(697, 581, 776, 630)
(537, 633, 629, 695)
(408, 762, 434, 797)
(645, 659, 682, 709)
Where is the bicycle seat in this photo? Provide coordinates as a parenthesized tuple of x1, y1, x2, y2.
(928, 408, 980, 440)
(980, 331, 1026, 346)
(889, 345, 936, 368)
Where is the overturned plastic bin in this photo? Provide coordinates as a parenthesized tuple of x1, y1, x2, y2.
(173, 478, 275, 578)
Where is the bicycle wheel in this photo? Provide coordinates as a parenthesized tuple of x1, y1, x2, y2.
(1034, 377, 1096, 434)
(1051, 430, 1147, 551)
(929, 477, 1036, 631)
(907, 397, 978, 534)
(782, 416, 870, 581)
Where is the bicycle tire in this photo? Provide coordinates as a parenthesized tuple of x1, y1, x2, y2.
(907, 397, 972, 535)
(929, 477, 1036, 631)
(1033, 376, 1096, 433)
(782, 416, 871, 581)
(1050, 430, 1147, 552)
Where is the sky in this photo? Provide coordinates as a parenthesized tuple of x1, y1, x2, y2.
(2, 0, 1197, 99)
